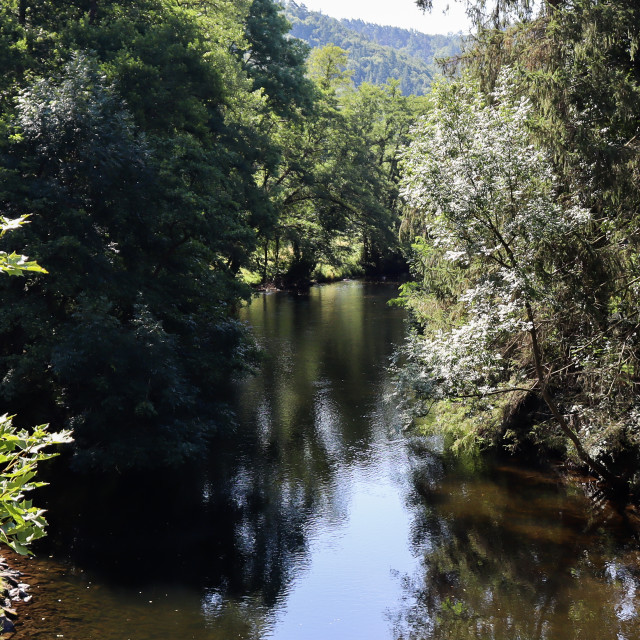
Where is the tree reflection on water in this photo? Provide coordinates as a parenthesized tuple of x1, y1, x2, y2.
(20, 282, 640, 640)
(394, 453, 640, 640)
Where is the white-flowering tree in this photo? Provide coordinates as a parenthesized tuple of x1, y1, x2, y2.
(398, 70, 624, 487)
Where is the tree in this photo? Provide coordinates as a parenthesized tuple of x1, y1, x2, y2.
(0, 13, 260, 468)
(242, 0, 314, 116)
(404, 0, 640, 494)
(398, 70, 631, 489)
(307, 44, 353, 93)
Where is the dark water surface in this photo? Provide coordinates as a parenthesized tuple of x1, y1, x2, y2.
(8, 281, 640, 639)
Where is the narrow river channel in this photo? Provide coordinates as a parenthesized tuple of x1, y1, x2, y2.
(8, 281, 640, 639)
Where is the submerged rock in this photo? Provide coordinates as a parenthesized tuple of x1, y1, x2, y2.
(0, 616, 15, 633)
(0, 555, 32, 635)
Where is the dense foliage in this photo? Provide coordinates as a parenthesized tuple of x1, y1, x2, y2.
(252, 44, 426, 286)
(398, 0, 640, 495)
(0, 218, 71, 554)
(0, 0, 418, 471)
(0, 0, 264, 469)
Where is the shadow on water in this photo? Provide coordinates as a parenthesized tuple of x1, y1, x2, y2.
(7, 281, 640, 640)
(14, 281, 413, 639)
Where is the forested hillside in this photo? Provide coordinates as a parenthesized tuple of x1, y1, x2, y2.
(281, 1, 461, 95)
(340, 18, 462, 62)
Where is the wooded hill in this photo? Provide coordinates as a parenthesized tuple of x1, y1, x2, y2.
(281, 1, 462, 95)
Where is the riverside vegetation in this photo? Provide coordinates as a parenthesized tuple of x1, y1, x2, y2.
(397, 0, 640, 500)
(0, 0, 638, 565)
(0, 217, 71, 556)
(0, 0, 425, 482)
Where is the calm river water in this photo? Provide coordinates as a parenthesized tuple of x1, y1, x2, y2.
(8, 281, 640, 639)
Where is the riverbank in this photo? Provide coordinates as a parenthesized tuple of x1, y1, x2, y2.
(251, 273, 409, 294)
(412, 389, 640, 507)
(0, 552, 32, 636)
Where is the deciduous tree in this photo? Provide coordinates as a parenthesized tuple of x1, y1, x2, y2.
(398, 71, 633, 489)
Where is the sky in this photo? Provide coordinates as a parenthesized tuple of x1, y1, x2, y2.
(293, 0, 472, 35)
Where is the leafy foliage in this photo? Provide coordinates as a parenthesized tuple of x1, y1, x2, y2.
(250, 44, 426, 288)
(406, 0, 640, 493)
(0, 220, 71, 554)
(398, 69, 636, 488)
(0, 3, 265, 470)
(0, 216, 47, 277)
(0, 415, 72, 555)
(242, 0, 314, 116)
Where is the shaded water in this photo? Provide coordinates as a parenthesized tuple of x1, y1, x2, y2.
(8, 281, 640, 639)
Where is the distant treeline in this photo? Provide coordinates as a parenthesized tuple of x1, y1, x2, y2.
(281, 1, 462, 95)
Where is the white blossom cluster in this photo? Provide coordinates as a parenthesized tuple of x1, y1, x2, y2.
(398, 69, 591, 402)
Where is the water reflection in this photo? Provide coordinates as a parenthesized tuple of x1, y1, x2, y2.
(198, 282, 415, 638)
(23, 281, 414, 639)
(395, 453, 640, 640)
(12, 280, 640, 640)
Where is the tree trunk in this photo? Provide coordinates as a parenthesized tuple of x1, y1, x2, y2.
(18, 0, 27, 25)
(362, 232, 370, 264)
(524, 301, 621, 489)
(262, 239, 269, 284)
(274, 235, 280, 281)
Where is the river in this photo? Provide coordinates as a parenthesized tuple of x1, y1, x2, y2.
(8, 281, 640, 639)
